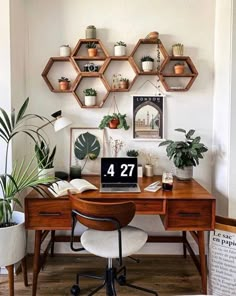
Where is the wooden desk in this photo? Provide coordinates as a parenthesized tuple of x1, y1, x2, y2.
(25, 176, 215, 296)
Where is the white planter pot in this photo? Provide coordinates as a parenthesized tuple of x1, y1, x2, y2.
(59, 46, 71, 57)
(145, 164, 153, 177)
(0, 211, 26, 267)
(142, 61, 154, 72)
(38, 167, 55, 179)
(114, 46, 126, 56)
(175, 166, 193, 180)
(85, 95, 96, 106)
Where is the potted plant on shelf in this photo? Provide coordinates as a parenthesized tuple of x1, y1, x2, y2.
(174, 62, 185, 74)
(141, 55, 154, 72)
(119, 78, 129, 89)
(58, 77, 70, 90)
(159, 128, 208, 180)
(0, 98, 55, 288)
(114, 41, 127, 56)
(35, 140, 56, 178)
(99, 113, 130, 130)
(83, 88, 97, 107)
(86, 41, 97, 57)
(172, 43, 184, 56)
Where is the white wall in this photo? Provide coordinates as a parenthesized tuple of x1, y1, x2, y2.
(24, 0, 215, 254)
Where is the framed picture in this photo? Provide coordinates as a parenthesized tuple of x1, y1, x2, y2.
(133, 95, 164, 140)
(70, 128, 104, 175)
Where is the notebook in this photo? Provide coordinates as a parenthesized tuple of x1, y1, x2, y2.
(100, 157, 141, 193)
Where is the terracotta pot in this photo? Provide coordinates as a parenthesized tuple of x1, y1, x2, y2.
(109, 119, 119, 129)
(59, 81, 70, 90)
(119, 81, 128, 89)
(88, 48, 97, 57)
(174, 65, 185, 74)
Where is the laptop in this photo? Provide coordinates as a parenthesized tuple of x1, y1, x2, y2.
(100, 157, 141, 193)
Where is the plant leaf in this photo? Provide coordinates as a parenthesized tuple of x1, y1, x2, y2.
(175, 128, 186, 133)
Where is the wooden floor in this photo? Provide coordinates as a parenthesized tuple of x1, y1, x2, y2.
(0, 255, 202, 296)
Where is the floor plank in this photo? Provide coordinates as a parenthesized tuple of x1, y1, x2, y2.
(0, 255, 202, 295)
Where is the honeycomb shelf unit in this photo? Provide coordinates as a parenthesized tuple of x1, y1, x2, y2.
(159, 56, 198, 92)
(41, 36, 198, 108)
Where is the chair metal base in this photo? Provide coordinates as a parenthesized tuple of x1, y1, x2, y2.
(71, 261, 158, 296)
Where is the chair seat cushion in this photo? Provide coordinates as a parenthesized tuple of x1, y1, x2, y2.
(81, 226, 148, 258)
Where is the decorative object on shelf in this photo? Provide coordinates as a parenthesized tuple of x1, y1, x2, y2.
(145, 31, 159, 40)
(159, 128, 208, 180)
(59, 44, 71, 57)
(70, 128, 104, 175)
(86, 41, 97, 57)
(119, 78, 129, 89)
(112, 74, 122, 89)
(83, 62, 99, 72)
(114, 41, 127, 56)
(141, 55, 154, 72)
(133, 95, 164, 140)
(83, 88, 97, 107)
(174, 62, 185, 74)
(58, 76, 70, 90)
(126, 149, 139, 157)
(35, 140, 56, 179)
(109, 136, 124, 157)
(172, 43, 184, 56)
(86, 25, 96, 39)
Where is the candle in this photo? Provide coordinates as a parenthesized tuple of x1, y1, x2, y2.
(70, 166, 81, 179)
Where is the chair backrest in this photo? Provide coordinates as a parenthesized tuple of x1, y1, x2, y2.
(68, 192, 136, 231)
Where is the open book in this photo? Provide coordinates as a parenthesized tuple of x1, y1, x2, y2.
(49, 179, 97, 197)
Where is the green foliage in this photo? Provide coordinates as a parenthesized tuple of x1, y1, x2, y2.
(141, 55, 154, 62)
(127, 150, 139, 157)
(86, 42, 97, 48)
(120, 78, 129, 82)
(83, 88, 97, 96)
(35, 141, 56, 169)
(114, 41, 127, 47)
(159, 128, 208, 169)
(98, 113, 130, 130)
(0, 98, 55, 225)
(74, 132, 100, 171)
(58, 77, 70, 82)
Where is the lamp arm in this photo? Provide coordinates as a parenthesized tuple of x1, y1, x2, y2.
(36, 118, 56, 142)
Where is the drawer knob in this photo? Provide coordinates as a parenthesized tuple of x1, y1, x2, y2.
(39, 212, 62, 216)
(178, 212, 201, 217)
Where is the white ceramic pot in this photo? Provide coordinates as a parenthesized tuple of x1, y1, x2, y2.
(175, 166, 193, 180)
(38, 167, 55, 179)
(145, 164, 153, 177)
(59, 46, 71, 57)
(142, 61, 154, 72)
(114, 46, 126, 56)
(0, 211, 26, 267)
(85, 95, 96, 106)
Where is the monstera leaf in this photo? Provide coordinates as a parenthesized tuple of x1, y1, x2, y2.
(74, 132, 100, 161)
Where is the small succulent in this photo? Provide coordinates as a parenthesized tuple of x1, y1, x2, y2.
(114, 41, 127, 47)
(86, 42, 97, 48)
(127, 150, 139, 157)
(120, 78, 129, 82)
(141, 56, 154, 62)
(175, 62, 184, 66)
(58, 76, 70, 82)
(83, 88, 97, 96)
(60, 44, 69, 47)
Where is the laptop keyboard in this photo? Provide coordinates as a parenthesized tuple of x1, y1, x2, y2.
(102, 183, 138, 188)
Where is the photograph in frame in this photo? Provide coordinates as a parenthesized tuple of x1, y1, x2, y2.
(133, 95, 164, 140)
(70, 128, 104, 175)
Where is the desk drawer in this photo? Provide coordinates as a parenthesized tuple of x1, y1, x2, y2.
(163, 200, 214, 230)
(25, 199, 71, 230)
(135, 200, 165, 214)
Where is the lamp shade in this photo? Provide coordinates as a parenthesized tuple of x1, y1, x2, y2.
(54, 116, 72, 132)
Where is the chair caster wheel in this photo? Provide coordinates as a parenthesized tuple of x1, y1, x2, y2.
(117, 275, 126, 286)
(71, 284, 80, 295)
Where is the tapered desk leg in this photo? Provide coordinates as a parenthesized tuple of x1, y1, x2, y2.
(6, 264, 14, 296)
(32, 230, 42, 296)
(182, 231, 187, 258)
(21, 256, 28, 287)
(198, 231, 207, 294)
(51, 230, 55, 256)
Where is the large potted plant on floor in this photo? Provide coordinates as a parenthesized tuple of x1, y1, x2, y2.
(0, 98, 55, 294)
(159, 128, 208, 180)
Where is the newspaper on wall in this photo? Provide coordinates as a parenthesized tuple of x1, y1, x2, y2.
(208, 229, 236, 295)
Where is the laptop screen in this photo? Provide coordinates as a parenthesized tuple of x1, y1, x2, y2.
(101, 157, 138, 184)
